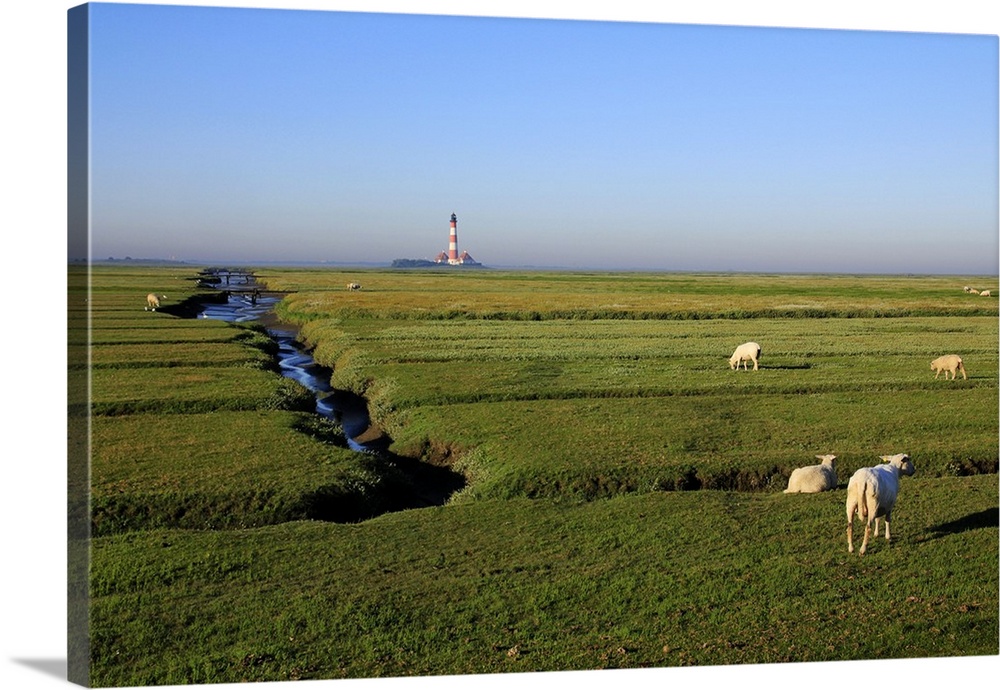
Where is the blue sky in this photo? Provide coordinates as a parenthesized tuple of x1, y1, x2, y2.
(81, 2, 998, 273)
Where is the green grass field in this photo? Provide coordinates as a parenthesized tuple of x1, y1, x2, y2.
(80, 265, 999, 686)
(90, 476, 997, 685)
(275, 270, 998, 498)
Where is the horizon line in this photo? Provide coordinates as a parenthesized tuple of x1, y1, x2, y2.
(75, 257, 999, 278)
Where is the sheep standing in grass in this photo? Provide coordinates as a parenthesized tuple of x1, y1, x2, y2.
(930, 354, 967, 380)
(969, 288, 981, 295)
(347, 282, 362, 291)
(729, 342, 761, 371)
(846, 453, 915, 555)
(980, 290, 992, 297)
(784, 455, 838, 494)
(145, 293, 165, 311)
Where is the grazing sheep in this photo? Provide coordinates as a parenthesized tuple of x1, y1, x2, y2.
(963, 286, 972, 293)
(969, 288, 981, 295)
(347, 282, 362, 291)
(145, 293, 165, 311)
(930, 354, 967, 380)
(846, 453, 915, 555)
(980, 290, 992, 297)
(783, 454, 838, 494)
(728, 342, 761, 371)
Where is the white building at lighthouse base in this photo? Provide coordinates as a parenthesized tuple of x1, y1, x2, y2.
(434, 250, 480, 265)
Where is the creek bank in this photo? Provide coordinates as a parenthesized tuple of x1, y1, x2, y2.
(188, 277, 466, 516)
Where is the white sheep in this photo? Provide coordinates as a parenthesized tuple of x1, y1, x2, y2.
(347, 282, 362, 291)
(846, 453, 915, 555)
(145, 293, 165, 311)
(783, 454, 838, 494)
(963, 286, 972, 293)
(969, 288, 980, 295)
(930, 354, 967, 380)
(980, 290, 992, 297)
(728, 342, 761, 371)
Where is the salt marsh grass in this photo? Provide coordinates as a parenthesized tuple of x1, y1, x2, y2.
(91, 477, 997, 684)
(272, 271, 997, 496)
(84, 266, 422, 536)
(83, 265, 998, 684)
(267, 269, 998, 320)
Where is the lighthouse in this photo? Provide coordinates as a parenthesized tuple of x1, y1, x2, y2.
(448, 213, 459, 264)
(432, 213, 480, 266)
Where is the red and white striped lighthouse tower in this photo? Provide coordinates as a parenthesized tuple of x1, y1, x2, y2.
(448, 213, 459, 263)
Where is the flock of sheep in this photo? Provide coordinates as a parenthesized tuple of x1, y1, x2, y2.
(963, 285, 992, 297)
(782, 452, 915, 555)
(728, 341, 969, 383)
(727, 335, 967, 556)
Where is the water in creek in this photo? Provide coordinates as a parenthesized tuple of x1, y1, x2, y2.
(194, 285, 466, 510)
(198, 290, 380, 453)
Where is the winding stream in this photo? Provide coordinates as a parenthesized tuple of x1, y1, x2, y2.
(186, 277, 466, 511)
(198, 289, 382, 453)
